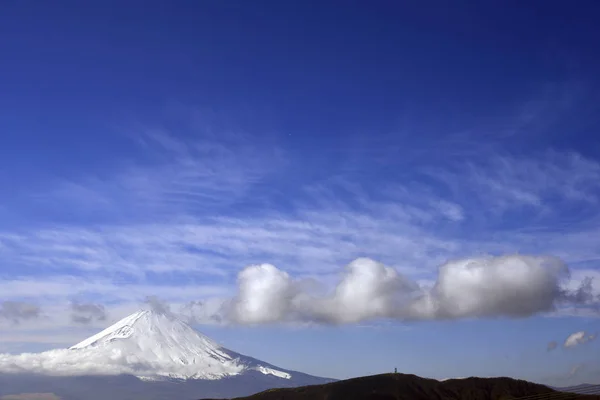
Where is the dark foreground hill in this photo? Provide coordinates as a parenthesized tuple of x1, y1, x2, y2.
(202, 373, 600, 400)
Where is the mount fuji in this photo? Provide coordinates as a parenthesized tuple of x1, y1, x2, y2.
(0, 310, 333, 400)
(66, 309, 295, 380)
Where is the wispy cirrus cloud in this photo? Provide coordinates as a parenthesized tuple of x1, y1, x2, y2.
(26, 122, 284, 224)
(426, 150, 600, 217)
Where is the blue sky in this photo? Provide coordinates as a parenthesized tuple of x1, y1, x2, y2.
(1, 0, 600, 387)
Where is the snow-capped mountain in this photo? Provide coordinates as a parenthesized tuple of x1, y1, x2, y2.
(64, 309, 293, 380)
(0, 310, 332, 399)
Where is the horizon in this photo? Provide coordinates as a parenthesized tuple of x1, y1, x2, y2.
(1, 0, 600, 389)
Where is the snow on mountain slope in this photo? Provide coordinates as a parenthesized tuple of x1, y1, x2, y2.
(69, 310, 148, 350)
(0, 310, 293, 381)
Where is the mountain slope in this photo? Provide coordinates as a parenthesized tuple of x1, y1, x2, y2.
(2, 309, 325, 382)
(67, 310, 246, 380)
(201, 373, 600, 400)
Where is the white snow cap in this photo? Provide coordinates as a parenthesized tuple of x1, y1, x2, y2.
(0, 309, 291, 380)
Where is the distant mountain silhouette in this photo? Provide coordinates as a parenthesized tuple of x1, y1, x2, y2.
(201, 373, 600, 400)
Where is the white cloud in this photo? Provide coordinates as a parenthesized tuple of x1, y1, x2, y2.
(229, 264, 297, 324)
(564, 331, 597, 348)
(313, 258, 418, 323)
(415, 255, 567, 319)
(217, 255, 590, 325)
(0, 349, 146, 376)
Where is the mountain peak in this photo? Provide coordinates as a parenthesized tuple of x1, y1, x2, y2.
(69, 310, 146, 350)
(69, 309, 219, 351)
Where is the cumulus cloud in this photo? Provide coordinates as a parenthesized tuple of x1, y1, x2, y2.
(220, 258, 420, 325)
(227, 264, 301, 324)
(219, 254, 583, 325)
(0, 302, 41, 324)
(547, 341, 558, 351)
(408, 255, 568, 320)
(564, 331, 597, 348)
(70, 302, 107, 324)
(311, 258, 419, 324)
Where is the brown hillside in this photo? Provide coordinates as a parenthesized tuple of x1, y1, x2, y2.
(202, 373, 600, 400)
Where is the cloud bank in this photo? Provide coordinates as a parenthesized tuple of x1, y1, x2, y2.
(0, 348, 165, 377)
(209, 254, 590, 325)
